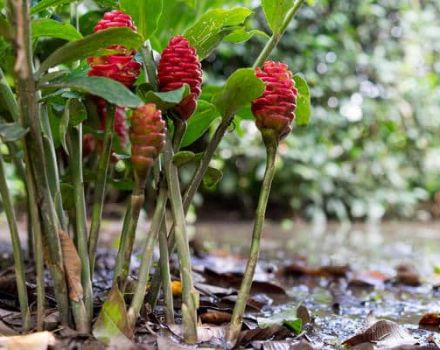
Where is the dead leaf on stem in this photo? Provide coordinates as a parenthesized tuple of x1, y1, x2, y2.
(59, 230, 83, 302)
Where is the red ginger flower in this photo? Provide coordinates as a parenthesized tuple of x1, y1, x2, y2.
(251, 61, 297, 139)
(130, 104, 166, 180)
(87, 10, 141, 88)
(158, 36, 202, 120)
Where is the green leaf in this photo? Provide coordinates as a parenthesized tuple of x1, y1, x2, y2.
(214, 68, 265, 117)
(0, 16, 11, 40)
(0, 123, 29, 142)
(203, 166, 223, 189)
(257, 308, 302, 334)
(119, 0, 163, 40)
(37, 27, 143, 76)
(32, 19, 83, 41)
(261, 0, 294, 34)
(31, 0, 74, 14)
(224, 28, 269, 43)
(59, 183, 75, 211)
(138, 84, 190, 110)
(68, 99, 87, 126)
(44, 76, 143, 108)
(59, 101, 70, 154)
(184, 7, 253, 59)
(93, 285, 133, 344)
(181, 100, 220, 148)
(283, 319, 302, 334)
(293, 74, 311, 126)
(173, 151, 196, 167)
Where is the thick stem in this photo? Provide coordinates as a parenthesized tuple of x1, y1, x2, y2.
(88, 104, 115, 275)
(67, 124, 93, 325)
(226, 135, 278, 347)
(158, 219, 174, 324)
(127, 185, 167, 326)
(163, 134, 197, 343)
(253, 0, 306, 69)
(24, 157, 45, 331)
(0, 152, 30, 331)
(8, 0, 70, 324)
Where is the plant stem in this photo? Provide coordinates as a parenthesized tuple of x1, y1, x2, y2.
(67, 124, 93, 324)
(88, 104, 115, 275)
(8, 0, 70, 325)
(253, 0, 306, 69)
(158, 219, 174, 324)
(0, 152, 30, 331)
(226, 134, 278, 347)
(127, 184, 167, 326)
(24, 155, 45, 331)
(0, 68, 19, 120)
(140, 40, 157, 90)
(163, 134, 198, 343)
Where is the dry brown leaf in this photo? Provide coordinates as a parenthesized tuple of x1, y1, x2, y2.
(200, 310, 232, 324)
(343, 319, 414, 348)
(0, 331, 56, 350)
(59, 230, 83, 301)
(419, 313, 440, 327)
(238, 325, 291, 347)
(395, 263, 421, 286)
(168, 324, 225, 343)
(349, 271, 389, 288)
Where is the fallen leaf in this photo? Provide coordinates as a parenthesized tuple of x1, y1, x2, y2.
(395, 263, 421, 286)
(296, 304, 311, 325)
(238, 325, 291, 347)
(419, 313, 440, 327)
(343, 319, 415, 348)
(168, 324, 225, 343)
(0, 331, 56, 350)
(349, 271, 389, 288)
(200, 310, 232, 324)
(59, 230, 83, 301)
(93, 285, 133, 344)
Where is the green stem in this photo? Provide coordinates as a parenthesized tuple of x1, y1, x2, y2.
(0, 68, 19, 121)
(158, 219, 174, 324)
(67, 124, 93, 325)
(24, 158, 45, 331)
(127, 184, 167, 326)
(8, 0, 70, 325)
(163, 134, 197, 343)
(226, 134, 278, 347)
(140, 40, 157, 90)
(88, 104, 115, 275)
(253, 0, 306, 69)
(0, 151, 30, 331)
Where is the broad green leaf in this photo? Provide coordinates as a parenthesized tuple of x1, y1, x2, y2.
(203, 166, 223, 189)
(32, 19, 82, 41)
(181, 100, 220, 148)
(262, 0, 294, 34)
(93, 285, 132, 344)
(138, 84, 190, 110)
(224, 28, 269, 43)
(37, 27, 143, 76)
(119, 0, 163, 40)
(294, 74, 311, 126)
(31, 0, 74, 14)
(60, 183, 75, 211)
(45, 76, 143, 108)
(184, 7, 253, 59)
(0, 123, 29, 142)
(214, 68, 265, 117)
(68, 99, 87, 126)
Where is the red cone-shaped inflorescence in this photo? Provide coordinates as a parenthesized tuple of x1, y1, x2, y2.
(251, 61, 297, 140)
(158, 36, 202, 120)
(130, 103, 166, 180)
(87, 10, 141, 88)
(95, 98, 128, 147)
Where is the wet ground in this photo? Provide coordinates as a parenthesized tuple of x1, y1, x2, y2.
(192, 220, 440, 348)
(1, 219, 440, 348)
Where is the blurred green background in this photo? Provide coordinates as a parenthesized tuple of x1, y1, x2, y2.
(3, 0, 440, 223)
